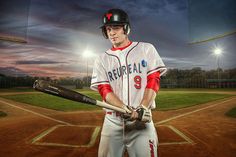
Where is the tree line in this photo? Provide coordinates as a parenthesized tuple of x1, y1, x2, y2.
(0, 67, 235, 89)
(161, 67, 236, 88)
(0, 74, 91, 89)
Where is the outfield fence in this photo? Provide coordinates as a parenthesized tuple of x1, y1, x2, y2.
(161, 79, 236, 88)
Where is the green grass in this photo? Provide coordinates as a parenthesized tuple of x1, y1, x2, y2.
(0, 89, 234, 111)
(0, 91, 102, 111)
(155, 92, 232, 110)
(225, 107, 236, 118)
(0, 87, 34, 92)
(0, 111, 7, 117)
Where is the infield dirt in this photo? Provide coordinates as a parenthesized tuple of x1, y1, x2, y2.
(0, 92, 235, 157)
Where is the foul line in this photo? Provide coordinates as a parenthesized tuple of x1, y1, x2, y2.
(0, 99, 72, 125)
(0, 99, 101, 148)
(156, 97, 235, 125)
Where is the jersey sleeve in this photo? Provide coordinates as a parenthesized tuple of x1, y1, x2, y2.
(146, 44, 167, 76)
(90, 57, 110, 91)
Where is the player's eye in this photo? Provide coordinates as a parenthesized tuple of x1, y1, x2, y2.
(106, 27, 112, 32)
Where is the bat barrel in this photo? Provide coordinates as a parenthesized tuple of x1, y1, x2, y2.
(33, 80, 127, 114)
(33, 80, 97, 105)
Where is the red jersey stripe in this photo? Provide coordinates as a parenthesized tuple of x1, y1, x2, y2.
(146, 71, 160, 92)
(98, 84, 113, 101)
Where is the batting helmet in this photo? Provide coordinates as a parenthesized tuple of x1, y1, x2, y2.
(101, 9, 131, 39)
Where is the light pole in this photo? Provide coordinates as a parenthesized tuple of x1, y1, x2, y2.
(82, 50, 94, 87)
(214, 48, 222, 88)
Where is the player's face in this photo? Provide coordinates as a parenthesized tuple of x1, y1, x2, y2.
(106, 25, 127, 47)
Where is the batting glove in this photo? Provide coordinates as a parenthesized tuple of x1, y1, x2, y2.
(136, 105, 152, 123)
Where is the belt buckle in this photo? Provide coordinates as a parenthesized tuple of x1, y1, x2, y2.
(115, 112, 121, 117)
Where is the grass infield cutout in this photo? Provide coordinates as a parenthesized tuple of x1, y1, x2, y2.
(0, 111, 7, 117)
(225, 107, 236, 118)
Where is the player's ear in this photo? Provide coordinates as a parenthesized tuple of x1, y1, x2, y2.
(102, 26, 108, 39)
(123, 24, 131, 35)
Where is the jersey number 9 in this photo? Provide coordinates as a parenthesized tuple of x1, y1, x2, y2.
(134, 75, 142, 89)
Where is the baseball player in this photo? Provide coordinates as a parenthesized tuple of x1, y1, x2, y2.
(90, 8, 167, 157)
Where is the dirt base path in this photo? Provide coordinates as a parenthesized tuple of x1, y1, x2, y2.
(156, 96, 236, 157)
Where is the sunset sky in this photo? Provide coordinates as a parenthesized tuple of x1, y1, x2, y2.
(0, 0, 235, 78)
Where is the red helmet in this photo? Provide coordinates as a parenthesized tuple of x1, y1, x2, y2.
(101, 9, 131, 38)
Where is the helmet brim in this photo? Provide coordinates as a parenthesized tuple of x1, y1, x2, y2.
(100, 23, 126, 29)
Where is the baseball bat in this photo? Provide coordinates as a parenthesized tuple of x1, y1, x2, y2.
(33, 80, 126, 113)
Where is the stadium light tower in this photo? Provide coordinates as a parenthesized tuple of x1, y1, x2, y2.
(83, 50, 94, 87)
(214, 48, 222, 56)
(214, 48, 222, 88)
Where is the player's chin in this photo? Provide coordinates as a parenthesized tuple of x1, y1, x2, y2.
(110, 40, 119, 45)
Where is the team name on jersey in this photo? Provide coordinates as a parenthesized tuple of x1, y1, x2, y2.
(107, 62, 143, 82)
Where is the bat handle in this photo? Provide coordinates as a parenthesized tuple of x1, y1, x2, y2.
(96, 100, 127, 114)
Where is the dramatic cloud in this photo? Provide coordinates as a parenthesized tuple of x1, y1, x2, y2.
(15, 60, 66, 65)
(0, 0, 235, 78)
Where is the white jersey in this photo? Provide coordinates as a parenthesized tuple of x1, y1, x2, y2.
(91, 42, 166, 109)
(91, 41, 166, 157)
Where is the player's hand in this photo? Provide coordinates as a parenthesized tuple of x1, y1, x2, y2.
(122, 105, 138, 121)
(136, 105, 152, 123)
(122, 105, 132, 114)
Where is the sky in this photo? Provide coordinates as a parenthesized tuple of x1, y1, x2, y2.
(0, 0, 236, 78)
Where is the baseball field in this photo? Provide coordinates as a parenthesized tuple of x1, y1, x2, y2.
(0, 88, 236, 157)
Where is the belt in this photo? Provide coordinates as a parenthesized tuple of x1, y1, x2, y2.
(106, 111, 122, 117)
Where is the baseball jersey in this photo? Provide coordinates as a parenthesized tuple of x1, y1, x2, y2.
(91, 42, 167, 109)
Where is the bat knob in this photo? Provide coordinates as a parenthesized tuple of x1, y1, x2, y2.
(33, 80, 39, 89)
(33, 79, 44, 89)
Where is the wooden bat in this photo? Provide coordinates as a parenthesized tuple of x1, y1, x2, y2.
(33, 80, 126, 113)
